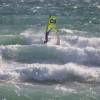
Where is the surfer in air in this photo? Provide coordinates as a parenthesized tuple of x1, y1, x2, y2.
(44, 15, 60, 45)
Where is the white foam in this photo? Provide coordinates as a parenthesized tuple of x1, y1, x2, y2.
(61, 36, 100, 48)
(1, 38, 100, 65)
(0, 56, 100, 83)
(0, 33, 100, 83)
(0, 61, 99, 83)
(55, 85, 76, 93)
(60, 28, 74, 34)
(97, 5, 100, 9)
(20, 29, 100, 49)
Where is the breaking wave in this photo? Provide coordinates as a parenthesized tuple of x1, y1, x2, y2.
(1, 35, 100, 66)
(0, 31, 100, 84)
(0, 62, 100, 83)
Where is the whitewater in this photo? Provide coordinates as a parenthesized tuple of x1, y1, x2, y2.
(0, 30, 99, 100)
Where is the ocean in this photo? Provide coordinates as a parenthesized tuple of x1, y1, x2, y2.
(0, 0, 100, 100)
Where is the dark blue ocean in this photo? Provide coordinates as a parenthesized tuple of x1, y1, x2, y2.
(0, 0, 100, 100)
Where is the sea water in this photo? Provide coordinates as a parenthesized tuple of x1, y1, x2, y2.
(0, 0, 100, 100)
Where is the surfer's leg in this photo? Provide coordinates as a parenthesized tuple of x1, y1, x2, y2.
(44, 30, 51, 44)
(53, 28, 60, 45)
(55, 32, 60, 45)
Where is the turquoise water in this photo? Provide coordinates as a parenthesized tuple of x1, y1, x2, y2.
(0, 83, 100, 100)
(0, 0, 100, 100)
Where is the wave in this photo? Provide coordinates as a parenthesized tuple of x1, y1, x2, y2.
(0, 62, 99, 83)
(61, 35, 100, 48)
(0, 35, 31, 45)
(21, 28, 100, 48)
(1, 41, 100, 66)
(0, 33, 100, 84)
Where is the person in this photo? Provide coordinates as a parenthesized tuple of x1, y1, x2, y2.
(44, 16, 60, 45)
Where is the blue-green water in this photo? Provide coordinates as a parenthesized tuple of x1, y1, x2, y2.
(0, 0, 100, 100)
(0, 83, 100, 100)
